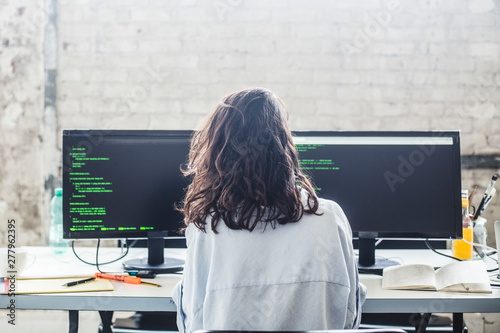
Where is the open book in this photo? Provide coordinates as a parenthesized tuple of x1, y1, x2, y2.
(382, 260, 492, 293)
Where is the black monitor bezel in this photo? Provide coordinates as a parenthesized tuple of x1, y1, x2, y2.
(62, 129, 462, 242)
(292, 130, 462, 240)
(62, 129, 193, 240)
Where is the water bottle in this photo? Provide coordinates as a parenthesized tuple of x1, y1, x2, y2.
(49, 188, 68, 254)
(473, 217, 488, 258)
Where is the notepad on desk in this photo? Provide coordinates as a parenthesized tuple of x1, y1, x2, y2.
(382, 260, 492, 293)
(1, 277, 114, 294)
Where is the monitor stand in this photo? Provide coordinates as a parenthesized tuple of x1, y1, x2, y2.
(357, 232, 399, 275)
(123, 231, 185, 274)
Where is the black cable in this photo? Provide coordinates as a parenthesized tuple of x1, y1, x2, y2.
(423, 239, 500, 287)
(71, 240, 130, 267)
(424, 239, 461, 261)
(486, 251, 499, 272)
(96, 239, 102, 273)
(424, 240, 499, 273)
(486, 250, 498, 263)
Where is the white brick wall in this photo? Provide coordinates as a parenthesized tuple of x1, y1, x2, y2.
(0, 0, 45, 246)
(1, 1, 500, 258)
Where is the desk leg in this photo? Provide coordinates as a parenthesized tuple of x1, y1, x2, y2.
(99, 311, 114, 333)
(453, 313, 464, 333)
(415, 313, 431, 333)
(69, 310, 79, 333)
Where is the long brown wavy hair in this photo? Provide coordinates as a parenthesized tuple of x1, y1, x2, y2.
(181, 88, 320, 233)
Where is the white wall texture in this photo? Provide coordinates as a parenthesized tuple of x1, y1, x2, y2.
(1, 0, 499, 245)
(1, 1, 500, 250)
(1, 1, 44, 246)
(0, 0, 500, 331)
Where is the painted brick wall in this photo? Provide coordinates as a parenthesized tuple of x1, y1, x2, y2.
(55, 1, 499, 149)
(1, 0, 499, 248)
(0, 0, 44, 246)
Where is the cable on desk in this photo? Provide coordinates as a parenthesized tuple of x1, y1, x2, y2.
(486, 250, 498, 263)
(424, 239, 461, 261)
(490, 273, 500, 287)
(71, 239, 130, 269)
(425, 240, 499, 274)
(485, 251, 499, 272)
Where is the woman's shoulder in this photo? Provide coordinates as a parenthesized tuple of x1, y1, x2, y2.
(301, 189, 341, 212)
(317, 197, 343, 212)
(303, 192, 345, 218)
(312, 197, 352, 236)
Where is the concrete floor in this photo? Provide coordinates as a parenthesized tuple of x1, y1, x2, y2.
(1, 310, 500, 333)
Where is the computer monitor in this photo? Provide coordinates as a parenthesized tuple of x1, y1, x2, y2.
(62, 129, 462, 273)
(62, 130, 192, 273)
(293, 131, 462, 271)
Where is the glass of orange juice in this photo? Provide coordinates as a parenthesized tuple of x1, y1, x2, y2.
(452, 227, 473, 260)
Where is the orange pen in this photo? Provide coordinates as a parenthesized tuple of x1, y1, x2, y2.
(94, 273, 161, 287)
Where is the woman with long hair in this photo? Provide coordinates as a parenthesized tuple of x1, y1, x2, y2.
(173, 88, 366, 332)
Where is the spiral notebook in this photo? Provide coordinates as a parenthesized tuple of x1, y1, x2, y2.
(1, 277, 114, 294)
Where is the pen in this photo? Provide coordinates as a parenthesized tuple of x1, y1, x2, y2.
(63, 277, 96, 287)
(473, 173, 498, 221)
(485, 173, 499, 197)
(483, 188, 496, 211)
(94, 273, 161, 287)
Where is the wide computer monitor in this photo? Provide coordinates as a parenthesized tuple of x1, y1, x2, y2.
(293, 131, 462, 270)
(62, 129, 462, 273)
(62, 129, 192, 273)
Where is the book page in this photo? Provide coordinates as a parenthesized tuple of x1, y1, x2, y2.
(382, 264, 437, 290)
(440, 282, 492, 293)
(435, 261, 492, 293)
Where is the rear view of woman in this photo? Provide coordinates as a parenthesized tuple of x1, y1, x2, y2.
(173, 87, 366, 333)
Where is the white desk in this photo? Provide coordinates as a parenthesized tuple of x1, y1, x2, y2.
(360, 249, 500, 333)
(0, 247, 182, 312)
(360, 249, 500, 314)
(1, 247, 500, 333)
